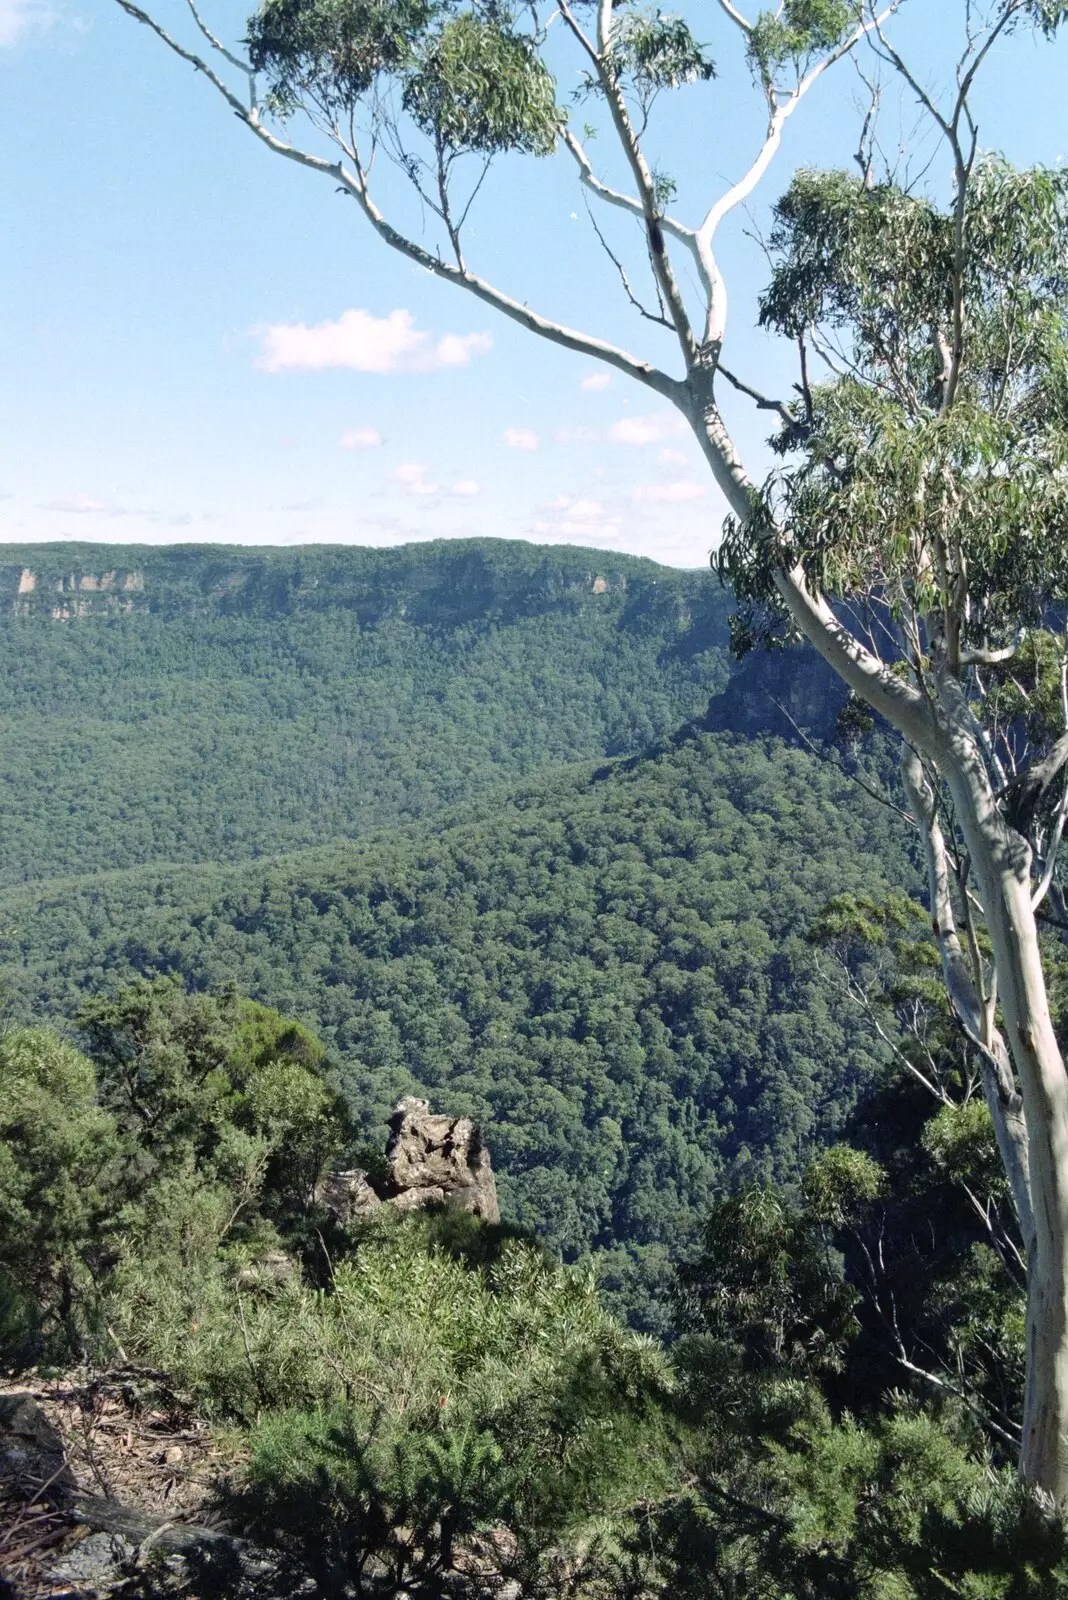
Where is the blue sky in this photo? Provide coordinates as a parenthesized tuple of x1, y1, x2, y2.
(2, 0, 1066, 566)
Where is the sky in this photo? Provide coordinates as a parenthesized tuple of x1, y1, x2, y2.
(2, 0, 1067, 567)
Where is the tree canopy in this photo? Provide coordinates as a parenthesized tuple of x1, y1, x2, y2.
(0, 730, 912, 1329)
(0, 540, 729, 886)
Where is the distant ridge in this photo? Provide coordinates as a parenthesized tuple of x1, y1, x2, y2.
(0, 538, 733, 886)
(1, 538, 714, 626)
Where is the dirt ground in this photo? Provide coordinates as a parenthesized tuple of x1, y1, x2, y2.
(0, 1368, 231, 1598)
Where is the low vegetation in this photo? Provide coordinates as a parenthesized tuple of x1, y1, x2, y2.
(2, 974, 1064, 1596)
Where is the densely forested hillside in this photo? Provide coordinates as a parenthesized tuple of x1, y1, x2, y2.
(0, 540, 739, 886)
(0, 729, 914, 1326)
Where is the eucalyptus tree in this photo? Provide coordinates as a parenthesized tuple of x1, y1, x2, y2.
(111, 0, 1068, 1497)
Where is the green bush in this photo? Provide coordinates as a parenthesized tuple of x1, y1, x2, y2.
(0, 1027, 120, 1359)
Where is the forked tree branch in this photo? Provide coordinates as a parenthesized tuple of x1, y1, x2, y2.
(184, 0, 254, 88)
(581, 194, 674, 328)
(557, 0, 700, 368)
(867, 0, 1024, 412)
(561, 128, 696, 248)
(693, 3, 901, 348)
(112, 0, 685, 403)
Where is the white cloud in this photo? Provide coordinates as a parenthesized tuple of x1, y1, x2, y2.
(554, 413, 688, 448)
(0, 0, 51, 46)
(563, 498, 605, 521)
(435, 333, 493, 367)
(658, 447, 687, 464)
(393, 462, 440, 496)
(581, 372, 612, 391)
(609, 414, 684, 446)
(43, 494, 109, 514)
(504, 427, 539, 451)
(631, 481, 706, 503)
(545, 496, 617, 538)
(257, 308, 492, 374)
(449, 480, 481, 497)
(339, 427, 384, 451)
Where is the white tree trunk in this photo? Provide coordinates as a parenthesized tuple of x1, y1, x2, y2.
(761, 535, 1068, 1500)
(932, 679, 1068, 1499)
(899, 744, 1035, 1258)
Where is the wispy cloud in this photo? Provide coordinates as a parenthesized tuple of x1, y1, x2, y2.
(544, 495, 620, 540)
(658, 447, 687, 464)
(39, 493, 208, 526)
(550, 496, 604, 521)
(504, 427, 539, 451)
(257, 308, 492, 374)
(339, 427, 384, 451)
(0, 0, 52, 46)
(449, 480, 481, 497)
(42, 494, 110, 514)
(631, 481, 706, 503)
(553, 412, 687, 447)
(393, 462, 440, 496)
(609, 414, 687, 446)
(581, 372, 612, 391)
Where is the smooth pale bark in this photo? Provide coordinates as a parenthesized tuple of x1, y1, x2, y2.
(931, 676, 1068, 1499)
(693, 333, 1068, 1487)
(687, 387, 1068, 1498)
(900, 744, 1035, 1261)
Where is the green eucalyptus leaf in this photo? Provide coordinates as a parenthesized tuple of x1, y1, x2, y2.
(403, 14, 560, 155)
(248, 0, 440, 115)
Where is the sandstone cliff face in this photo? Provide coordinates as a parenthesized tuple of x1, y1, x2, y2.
(322, 1096, 500, 1226)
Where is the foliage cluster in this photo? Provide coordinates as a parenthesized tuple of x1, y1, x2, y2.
(726, 157, 1068, 653)
(0, 983, 357, 1362)
(749, 0, 857, 79)
(249, 0, 561, 156)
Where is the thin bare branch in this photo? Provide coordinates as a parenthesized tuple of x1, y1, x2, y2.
(581, 194, 674, 328)
(892, 1350, 1022, 1447)
(716, 362, 798, 428)
(561, 129, 696, 247)
(765, 692, 918, 827)
(183, 0, 255, 88)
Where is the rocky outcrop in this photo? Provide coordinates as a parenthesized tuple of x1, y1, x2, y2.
(317, 1166, 383, 1225)
(321, 1097, 500, 1226)
(385, 1097, 500, 1222)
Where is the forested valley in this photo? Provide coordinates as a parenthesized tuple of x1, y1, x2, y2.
(1, 540, 1059, 1594)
